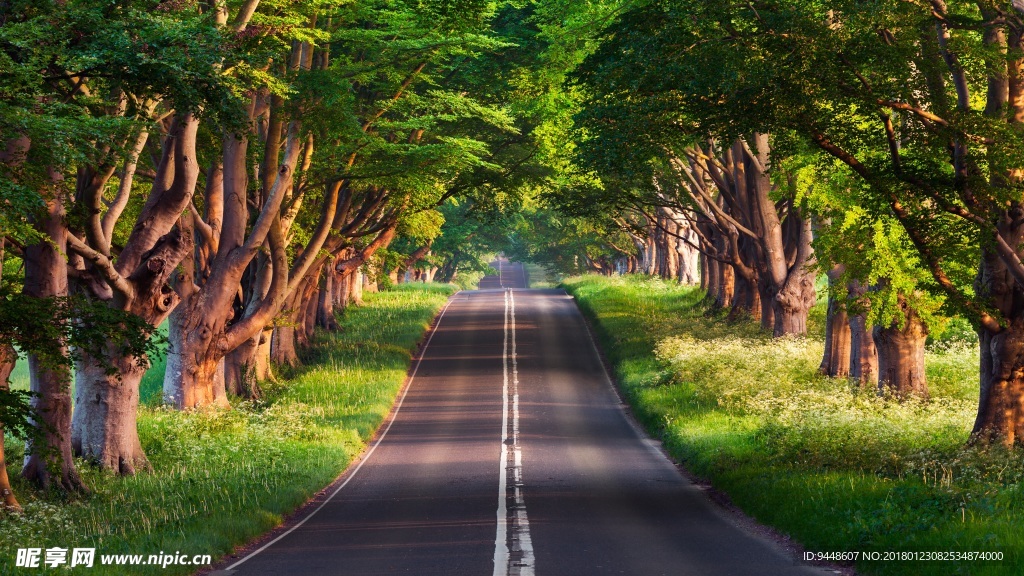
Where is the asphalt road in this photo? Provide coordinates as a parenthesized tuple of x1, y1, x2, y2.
(216, 259, 827, 575)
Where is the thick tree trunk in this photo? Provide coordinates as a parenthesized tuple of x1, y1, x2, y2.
(873, 306, 928, 398)
(700, 253, 713, 293)
(820, 266, 851, 377)
(224, 337, 264, 399)
(22, 194, 86, 492)
(974, 323, 1024, 444)
(73, 115, 198, 473)
(820, 265, 851, 377)
(677, 227, 700, 285)
(299, 288, 318, 346)
(72, 356, 150, 475)
(850, 312, 878, 385)
(1, 344, 22, 511)
(163, 287, 231, 409)
(336, 270, 351, 311)
(972, 235, 1024, 444)
(272, 325, 300, 367)
(772, 268, 816, 337)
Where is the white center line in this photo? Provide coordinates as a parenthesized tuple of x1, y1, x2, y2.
(494, 288, 535, 576)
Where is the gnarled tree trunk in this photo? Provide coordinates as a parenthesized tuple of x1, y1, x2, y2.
(772, 266, 817, 337)
(70, 114, 199, 474)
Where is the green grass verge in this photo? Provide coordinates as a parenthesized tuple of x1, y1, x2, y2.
(1, 283, 455, 575)
(562, 274, 1019, 576)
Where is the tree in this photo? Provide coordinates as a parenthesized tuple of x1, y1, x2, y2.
(590, 0, 1024, 441)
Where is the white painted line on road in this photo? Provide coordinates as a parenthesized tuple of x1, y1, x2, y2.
(509, 289, 535, 575)
(494, 289, 510, 575)
(494, 288, 535, 576)
(225, 291, 462, 572)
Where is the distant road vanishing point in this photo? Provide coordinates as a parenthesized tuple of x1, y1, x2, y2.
(212, 259, 828, 576)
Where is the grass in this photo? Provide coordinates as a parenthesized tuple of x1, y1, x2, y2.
(0, 283, 455, 575)
(562, 274, 1022, 576)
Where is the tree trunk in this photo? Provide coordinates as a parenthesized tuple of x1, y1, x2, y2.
(700, 253, 712, 293)
(716, 262, 734, 310)
(353, 269, 365, 304)
(820, 267, 852, 377)
(757, 277, 773, 329)
(820, 298, 852, 378)
(73, 115, 199, 473)
(873, 305, 928, 399)
(22, 194, 86, 492)
(72, 356, 150, 475)
(847, 280, 878, 386)
(729, 270, 761, 321)
(1, 344, 22, 511)
(224, 337, 264, 399)
(336, 270, 351, 311)
(163, 289, 231, 409)
(677, 225, 700, 285)
(272, 289, 303, 368)
(299, 287, 318, 346)
(272, 325, 300, 367)
(316, 268, 338, 330)
(772, 268, 816, 337)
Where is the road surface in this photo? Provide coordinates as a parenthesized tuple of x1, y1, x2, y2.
(215, 259, 826, 575)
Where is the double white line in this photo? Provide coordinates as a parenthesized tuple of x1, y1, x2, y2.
(493, 288, 535, 576)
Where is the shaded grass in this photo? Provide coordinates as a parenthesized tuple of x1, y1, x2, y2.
(563, 274, 1021, 576)
(0, 283, 455, 575)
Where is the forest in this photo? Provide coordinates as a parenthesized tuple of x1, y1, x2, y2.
(4, 0, 1024, 573)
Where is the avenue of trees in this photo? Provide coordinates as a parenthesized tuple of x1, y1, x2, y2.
(526, 0, 1024, 451)
(5, 0, 1024, 519)
(0, 0, 576, 509)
